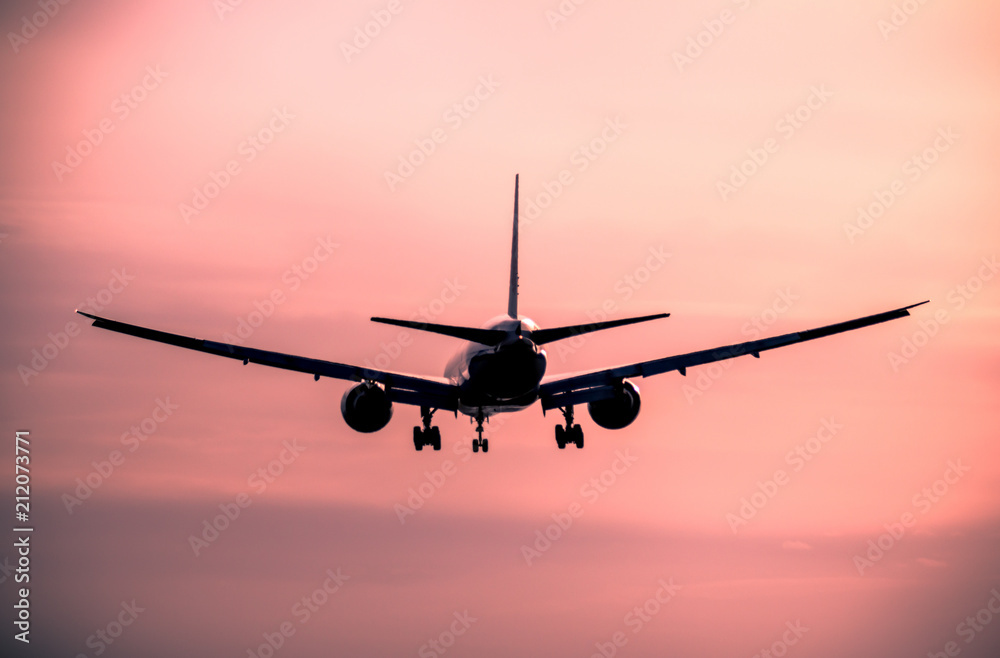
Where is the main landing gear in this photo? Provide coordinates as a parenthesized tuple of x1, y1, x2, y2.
(555, 405, 584, 449)
(472, 411, 489, 453)
(413, 406, 441, 451)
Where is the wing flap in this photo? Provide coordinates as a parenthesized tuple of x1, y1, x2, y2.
(541, 383, 621, 412)
(387, 388, 459, 411)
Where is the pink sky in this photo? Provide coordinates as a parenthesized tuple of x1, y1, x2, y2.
(2, 1, 999, 656)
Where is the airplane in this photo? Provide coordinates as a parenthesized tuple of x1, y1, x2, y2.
(77, 175, 928, 454)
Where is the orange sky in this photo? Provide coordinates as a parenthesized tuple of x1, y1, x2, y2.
(2, 1, 999, 656)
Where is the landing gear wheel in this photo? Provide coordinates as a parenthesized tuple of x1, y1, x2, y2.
(415, 406, 441, 452)
(555, 406, 584, 450)
(471, 411, 488, 455)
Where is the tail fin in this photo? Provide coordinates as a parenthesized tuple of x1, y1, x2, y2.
(508, 174, 519, 319)
(371, 174, 670, 347)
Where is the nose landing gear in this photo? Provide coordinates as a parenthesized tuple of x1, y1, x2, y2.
(472, 411, 489, 453)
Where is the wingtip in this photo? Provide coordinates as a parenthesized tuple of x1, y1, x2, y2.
(894, 300, 930, 317)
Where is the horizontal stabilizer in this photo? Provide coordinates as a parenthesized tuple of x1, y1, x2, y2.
(371, 317, 506, 346)
(529, 312, 669, 345)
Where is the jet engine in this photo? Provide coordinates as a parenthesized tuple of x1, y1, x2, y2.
(340, 382, 393, 433)
(587, 379, 641, 430)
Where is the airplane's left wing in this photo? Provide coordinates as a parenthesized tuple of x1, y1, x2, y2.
(76, 311, 460, 411)
(538, 301, 927, 411)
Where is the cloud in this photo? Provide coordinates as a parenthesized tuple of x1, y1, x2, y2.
(916, 557, 949, 569)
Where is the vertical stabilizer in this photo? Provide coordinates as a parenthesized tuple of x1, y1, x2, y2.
(508, 174, 519, 318)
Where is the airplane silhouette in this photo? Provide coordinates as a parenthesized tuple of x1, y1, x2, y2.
(77, 175, 927, 453)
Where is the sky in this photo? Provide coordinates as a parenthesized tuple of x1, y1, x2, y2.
(1, 0, 999, 656)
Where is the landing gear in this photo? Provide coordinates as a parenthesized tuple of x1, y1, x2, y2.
(555, 405, 584, 449)
(413, 426, 441, 451)
(471, 411, 489, 453)
(412, 407, 441, 451)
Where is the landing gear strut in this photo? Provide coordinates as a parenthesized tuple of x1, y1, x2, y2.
(555, 405, 584, 449)
(413, 406, 441, 451)
(471, 411, 489, 453)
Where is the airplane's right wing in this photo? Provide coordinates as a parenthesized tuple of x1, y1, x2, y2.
(538, 301, 928, 411)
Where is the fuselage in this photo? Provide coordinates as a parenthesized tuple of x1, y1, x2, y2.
(444, 315, 547, 417)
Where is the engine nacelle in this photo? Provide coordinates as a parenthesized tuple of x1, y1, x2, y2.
(340, 382, 393, 433)
(587, 379, 641, 430)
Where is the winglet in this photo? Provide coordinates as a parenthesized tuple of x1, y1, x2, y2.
(508, 174, 519, 319)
